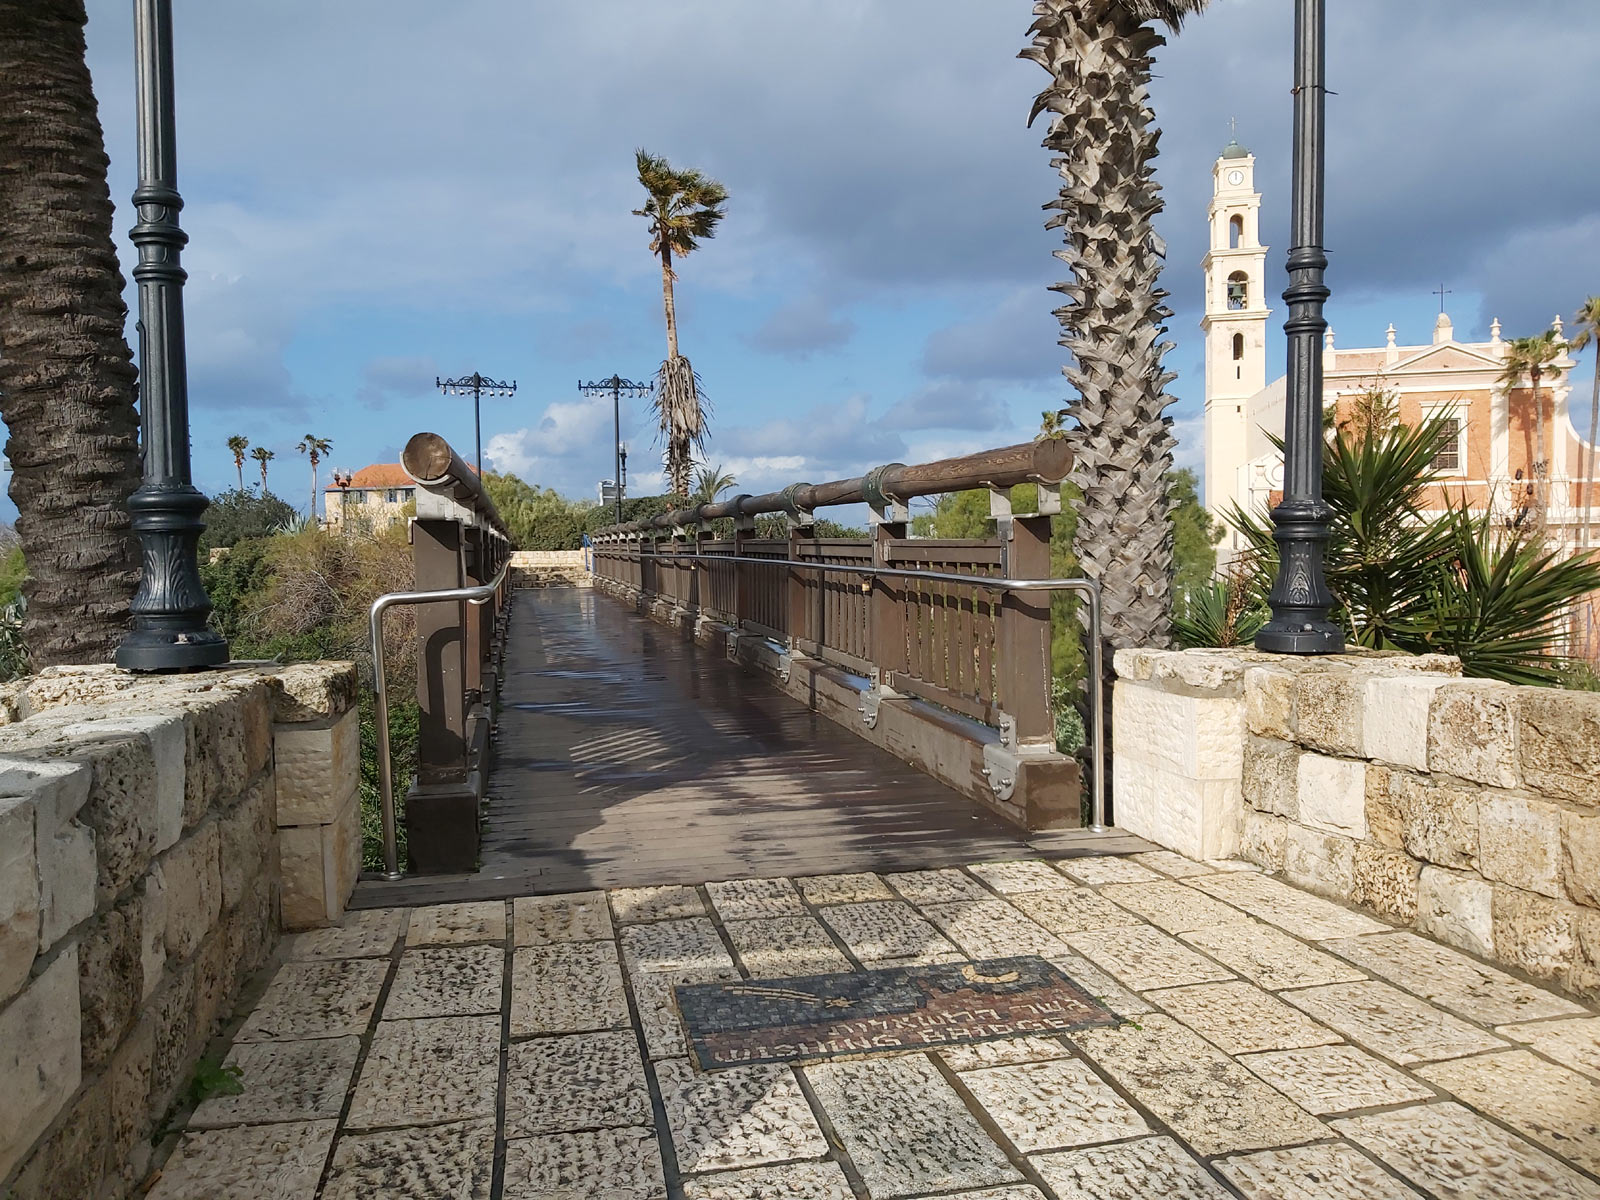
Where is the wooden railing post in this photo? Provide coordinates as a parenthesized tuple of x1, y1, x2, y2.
(997, 513, 1054, 746)
(787, 517, 812, 648)
(733, 513, 756, 632)
(870, 512, 907, 685)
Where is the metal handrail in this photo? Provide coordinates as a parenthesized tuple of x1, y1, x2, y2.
(369, 558, 510, 879)
(592, 546, 1107, 832)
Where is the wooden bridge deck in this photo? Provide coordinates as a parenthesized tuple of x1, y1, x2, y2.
(353, 588, 1149, 907)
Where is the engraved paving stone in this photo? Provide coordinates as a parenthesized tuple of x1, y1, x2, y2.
(1009, 887, 1143, 935)
(1282, 981, 1505, 1065)
(1322, 931, 1584, 1025)
(920, 900, 1072, 959)
(235, 958, 388, 1041)
(707, 877, 807, 921)
(406, 900, 506, 946)
(1334, 1101, 1598, 1200)
(655, 1057, 828, 1174)
(967, 859, 1074, 894)
(345, 1014, 500, 1128)
(282, 908, 405, 960)
(961, 1058, 1150, 1152)
(145, 1120, 337, 1200)
(622, 918, 738, 977)
(1055, 857, 1163, 886)
(504, 1030, 651, 1138)
(1238, 1044, 1435, 1115)
(1148, 981, 1341, 1054)
(612, 884, 705, 923)
(941, 1035, 1074, 1072)
(383, 944, 503, 1019)
(1029, 1135, 1230, 1200)
(1180, 920, 1366, 991)
(1217, 1142, 1423, 1200)
(1498, 1017, 1600, 1080)
(884, 868, 991, 905)
(805, 1055, 1022, 1197)
(682, 1161, 855, 1200)
(795, 872, 895, 905)
(322, 1118, 495, 1200)
(1129, 851, 1216, 878)
(818, 900, 958, 965)
(189, 1036, 360, 1127)
(1185, 874, 1386, 940)
(502, 1126, 666, 1200)
(1417, 1050, 1600, 1174)
(1046, 953, 1155, 1017)
(511, 940, 630, 1036)
(1099, 881, 1251, 934)
(1066, 925, 1235, 992)
(631, 964, 741, 1061)
(514, 890, 613, 945)
(724, 917, 852, 977)
(1071, 1015, 1326, 1156)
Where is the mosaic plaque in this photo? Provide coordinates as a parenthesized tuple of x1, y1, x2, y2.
(675, 954, 1114, 1069)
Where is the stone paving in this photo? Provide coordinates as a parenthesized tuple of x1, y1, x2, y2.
(144, 852, 1600, 1199)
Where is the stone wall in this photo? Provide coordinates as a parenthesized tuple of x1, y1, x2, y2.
(510, 549, 591, 589)
(0, 661, 358, 1198)
(1114, 646, 1600, 999)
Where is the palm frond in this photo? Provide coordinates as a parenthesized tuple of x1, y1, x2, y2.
(1122, 0, 1211, 30)
(653, 355, 708, 500)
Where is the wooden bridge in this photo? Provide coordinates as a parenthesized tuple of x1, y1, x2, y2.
(355, 434, 1147, 908)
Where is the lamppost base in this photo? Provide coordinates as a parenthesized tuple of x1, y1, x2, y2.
(1255, 619, 1344, 656)
(115, 628, 230, 673)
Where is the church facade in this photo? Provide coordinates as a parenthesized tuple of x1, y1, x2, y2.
(1201, 141, 1597, 570)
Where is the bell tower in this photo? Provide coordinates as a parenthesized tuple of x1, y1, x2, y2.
(1202, 137, 1270, 549)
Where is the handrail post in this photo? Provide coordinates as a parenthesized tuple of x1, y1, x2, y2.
(786, 518, 811, 649)
(997, 514, 1054, 745)
(733, 511, 756, 633)
(870, 509, 907, 686)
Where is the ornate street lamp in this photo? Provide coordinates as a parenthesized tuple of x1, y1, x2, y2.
(1256, 0, 1343, 655)
(437, 373, 516, 477)
(116, 0, 228, 672)
(578, 376, 652, 524)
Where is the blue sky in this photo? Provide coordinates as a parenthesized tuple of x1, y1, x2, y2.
(54, 0, 1599, 518)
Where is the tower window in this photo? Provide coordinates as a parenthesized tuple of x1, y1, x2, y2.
(1232, 333, 1245, 361)
(1227, 272, 1249, 311)
(1229, 214, 1243, 249)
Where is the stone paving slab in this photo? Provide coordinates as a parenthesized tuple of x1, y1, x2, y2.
(611, 884, 706, 923)
(234, 957, 388, 1042)
(966, 859, 1074, 894)
(1281, 979, 1507, 1065)
(1185, 873, 1387, 940)
(794, 871, 895, 905)
(1029, 1135, 1228, 1199)
(505, 1029, 652, 1138)
(723, 916, 853, 977)
(503, 1126, 666, 1200)
(1179, 919, 1367, 990)
(1055, 857, 1163, 886)
(1497, 1015, 1600, 1079)
(514, 890, 612, 945)
(1215, 1141, 1424, 1199)
(630, 964, 742, 1061)
(622, 917, 739, 976)
(146, 1120, 338, 1200)
(383, 944, 503, 1018)
(405, 900, 506, 945)
(884, 867, 992, 905)
(1237, 1043, 1436, 1114)
(960, 1057, 1150, 1152)
(511, 939, 630, 1036)
(190, 1036, 361, 1128)
(322, 1118, 495, 1200)
(1009, 886, 1145, 935)
(706, 877, 807, 920)
(1065, 924, 1235, 992)
(918, 900, 1073, 959)
(681, 1160, 855, 1199)
(1417, 1049, 1600, 1173)
(1147, 980, 1341, 1055)
(344, 1014, 500, 1129)
(1099, 880, 1252, 934)
(281, 907, 405, 960)
(1046, 952, 1155, 1018)
(818, 899, 959, 965)
(939, 1034, 1074, 1072)
(656, 1056, 829, 1174)
(1129, 850, 1218, 878)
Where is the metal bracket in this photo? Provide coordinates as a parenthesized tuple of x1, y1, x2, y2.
(776, 648, 793, 683)
(1037, 482, 1063, 515)
(785, 510, 814, 533)
(981, 740, 1020, 803)
(858, 688, 882, 729)
(996, 710, 1017, 748)
(726, 633, 740, 662)
(868, 500, 910, 525)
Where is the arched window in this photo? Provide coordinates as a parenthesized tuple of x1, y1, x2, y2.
(1227, 271, 1249, 311)
(1229, 214, 1243, 249)
(1232, 333, 1245, 361)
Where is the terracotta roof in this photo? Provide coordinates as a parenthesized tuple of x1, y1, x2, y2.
(326, 463, 411, 492)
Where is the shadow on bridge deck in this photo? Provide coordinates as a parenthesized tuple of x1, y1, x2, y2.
(353, 588, 1149, 906)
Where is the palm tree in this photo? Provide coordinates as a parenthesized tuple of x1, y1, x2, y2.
(1569, 297, 1600, 552)
(297, 434, 332, 521)
(252, 445, 275, 492)
(1021, 0, 1210, 659)
(227, 434, 250, 490)
(1498, 330, 1568, 533)
(691, 464, 737, 505)
(633, 149, 728, 499)
(0, 0, 143, 666)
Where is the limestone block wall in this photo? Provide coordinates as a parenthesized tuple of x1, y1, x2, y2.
(1114, 646, 1600, 1000)
(0, 661, 358, 1198)
(510, 549, 591, 589)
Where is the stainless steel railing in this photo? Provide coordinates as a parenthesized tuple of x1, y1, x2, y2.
(591, 546, 1107, 832)
(368, 558, 510, 879)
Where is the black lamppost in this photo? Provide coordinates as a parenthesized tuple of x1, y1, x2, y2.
(1256, 0, 1343, 655)
(579, 376, 652, 523)
(116, 0, 228, 672)
(437, 373, 515, 477)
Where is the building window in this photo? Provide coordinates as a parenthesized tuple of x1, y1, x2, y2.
(386, 489, 398, 503)
(1227, 272, 1249, 310)
(402, 488, 414, 501)
(1229, 214, 1243, 249)
(1232, 333, 1244, 361)
(1429, 416, 1464, 474)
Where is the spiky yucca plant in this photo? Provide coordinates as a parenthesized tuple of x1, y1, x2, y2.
(1021, 0, 1209, 657)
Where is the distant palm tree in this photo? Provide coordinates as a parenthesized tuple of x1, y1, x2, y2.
(1021, 0, 1211, 658)
(251, 445, 275, 492)
(226, 434, 249, 490)
(296, 434, 332, 520)
(1498, 330, 1568, 532)
(634, 149, 728, 499)
(1569, 297, 1600, 552)
(692, 464, 737, 505)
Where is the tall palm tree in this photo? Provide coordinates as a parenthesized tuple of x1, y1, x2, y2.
(691, 464, 737, 505)
(1021, 0, 1210, 658)
(297, 434, 332, 521)
(1570, 297, 1600, 552)
(227, 434, 250, 490)
(0, 0, 142, 665)
(633, 149, 728, 499)
(1498, 329, 1568, 533)
(252, 445, 275, 492)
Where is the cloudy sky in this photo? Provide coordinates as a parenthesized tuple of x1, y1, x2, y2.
(63, 0, 1599, 516)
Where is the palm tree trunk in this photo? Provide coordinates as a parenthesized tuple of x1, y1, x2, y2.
(0, 0, 142, 666)
(236, 461, 244, 490)
(1583, 348, 1599, 552)
(660, 240, 679, 360)
(1532, 367, 1548, 533)
(309, 460, 318, 522)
